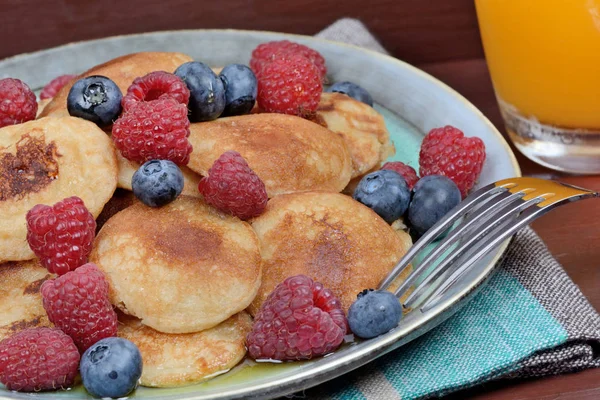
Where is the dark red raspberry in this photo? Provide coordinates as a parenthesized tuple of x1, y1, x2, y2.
(0, 78, 37, 127)
(247, 275, 347, 361)
(381, 161, 419, 189)
(251, 40, 327, 80)
(112, 98, 193, 165)
(198, 151, 267, 220)
(40, 74, 76, 100)
(256, 54, 322, 117)
(0, 327, 80, 392)
(122, 71, 190, 111)
(26, 196, 96, 276)
(419, 125, 486, 198)
(41, 263, 118, 353)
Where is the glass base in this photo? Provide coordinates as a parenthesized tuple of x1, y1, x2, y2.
(500, 100, 600, 174)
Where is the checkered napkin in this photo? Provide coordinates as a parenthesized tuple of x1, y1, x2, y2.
(306, 18, 600, 399)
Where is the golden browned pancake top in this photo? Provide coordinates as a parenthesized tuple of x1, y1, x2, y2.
(39, 52, 194, 118)
(90, 196, 262, 334)
(249, 191, 410, 314)
(187, 113, 352, 198)
(0, 259, 54, 342)
(118, 312, 252, 387)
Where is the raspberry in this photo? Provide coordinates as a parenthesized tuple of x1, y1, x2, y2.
(26, 196, 96, 276)
(0, 78, 37, 128)
(198, 151, 267, 220)
(247, 275, 347, 361)
(256, 54, 322, 117)
(41, 263, 118, 353)
(251, 40, 327, 79)
(381, 161, 419, 189)
(419, 126, 486, 198)
(0, 327, 80, 392)
(40, 74, 76, 100)
(122, 71, 190, 111)
(112, 98, 193, 165)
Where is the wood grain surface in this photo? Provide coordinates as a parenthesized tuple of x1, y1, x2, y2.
(1, 0, 599, 398)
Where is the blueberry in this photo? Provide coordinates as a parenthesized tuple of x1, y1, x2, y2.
(67, 75, 122, 127)
(175, 61, 225, 121)
(219, 64, 257, 117)
(132, 160, 184, 207)
(353, 170, 410, 224)
(80, 337, 142, 399)
(348, 289, 402, 339)
(326, 81, 373, 107)
(408, 175, 461, 236)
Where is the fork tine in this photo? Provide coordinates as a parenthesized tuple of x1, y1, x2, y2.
(402, 195, 544, 307)
(392, 189, 527, 299)
(412, 179, 598, 311)
(378, 182, 511, 292)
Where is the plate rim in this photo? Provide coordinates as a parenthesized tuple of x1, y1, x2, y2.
(0, 29, 522, 400)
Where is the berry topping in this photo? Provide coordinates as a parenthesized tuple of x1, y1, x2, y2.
(132, 159, 184, 207)
(66, 75, 123, 127)
(26, 196, 96, 276)
(80, 337, 142, 399)
(122, 71, 190, 111)
(381, 161, 419, 189)
(219, 64, 258, 117)
(41, 263, 118, 353)
(347, 289, 403, 339)
(353, 170, 411, 224)
(256, 54, 322, 117)
(419, 125, 486, 198)
(250, 40, 327, 79)
(247, 275, 347, 361)
(40, 74, 76, 100)
(0, 78, 37, 128)
(408, 175, 461, 237)
(198, 151, 267, 220)
(174, 61, 226, 122)
(326, 81, 373, 107)
(112, 98, 193, 165)
(0, 327, 80, 392)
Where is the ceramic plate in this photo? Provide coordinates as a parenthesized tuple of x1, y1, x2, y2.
(0, 30, 520, 400)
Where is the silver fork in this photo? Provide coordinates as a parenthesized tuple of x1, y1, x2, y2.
(379, 177, 598, 312)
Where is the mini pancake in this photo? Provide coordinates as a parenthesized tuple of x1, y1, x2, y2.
(314, 92, 395, 178)
(118, 312, 252, 387)
(249, 191, 411, 314)
(116, 152, 202, 198)
(187, 113, 352, 197)
(90, 196, 262, 334)
(39, 52, 194, 118)
(0, 259, 54, 342)
(0, 116, 118, 262)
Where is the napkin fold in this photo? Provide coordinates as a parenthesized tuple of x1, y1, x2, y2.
(307, 18, 600, 399)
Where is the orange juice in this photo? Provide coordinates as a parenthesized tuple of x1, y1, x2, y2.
(476, 0, 600, 173)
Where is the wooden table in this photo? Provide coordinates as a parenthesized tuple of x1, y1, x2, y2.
(2, 0, 599, 398)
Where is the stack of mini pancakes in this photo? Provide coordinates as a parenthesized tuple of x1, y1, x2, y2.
(0, 52, 411, 388)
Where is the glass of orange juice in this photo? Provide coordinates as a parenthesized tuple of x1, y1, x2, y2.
(475, 0, 600, 173)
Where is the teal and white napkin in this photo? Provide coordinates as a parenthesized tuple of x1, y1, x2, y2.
(309, 19, 600, 399)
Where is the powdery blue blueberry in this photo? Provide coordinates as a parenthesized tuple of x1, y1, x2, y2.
(219, 64, 257, 117)
(132, 160, 184, 207)
(80, 337, 142, 399)
(175, 61, 225, 121)
(353, 169, 410, 224)
(348, 289, 403, 339)
(67, 75, 122, 127)
(408, 175, 461, 237)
